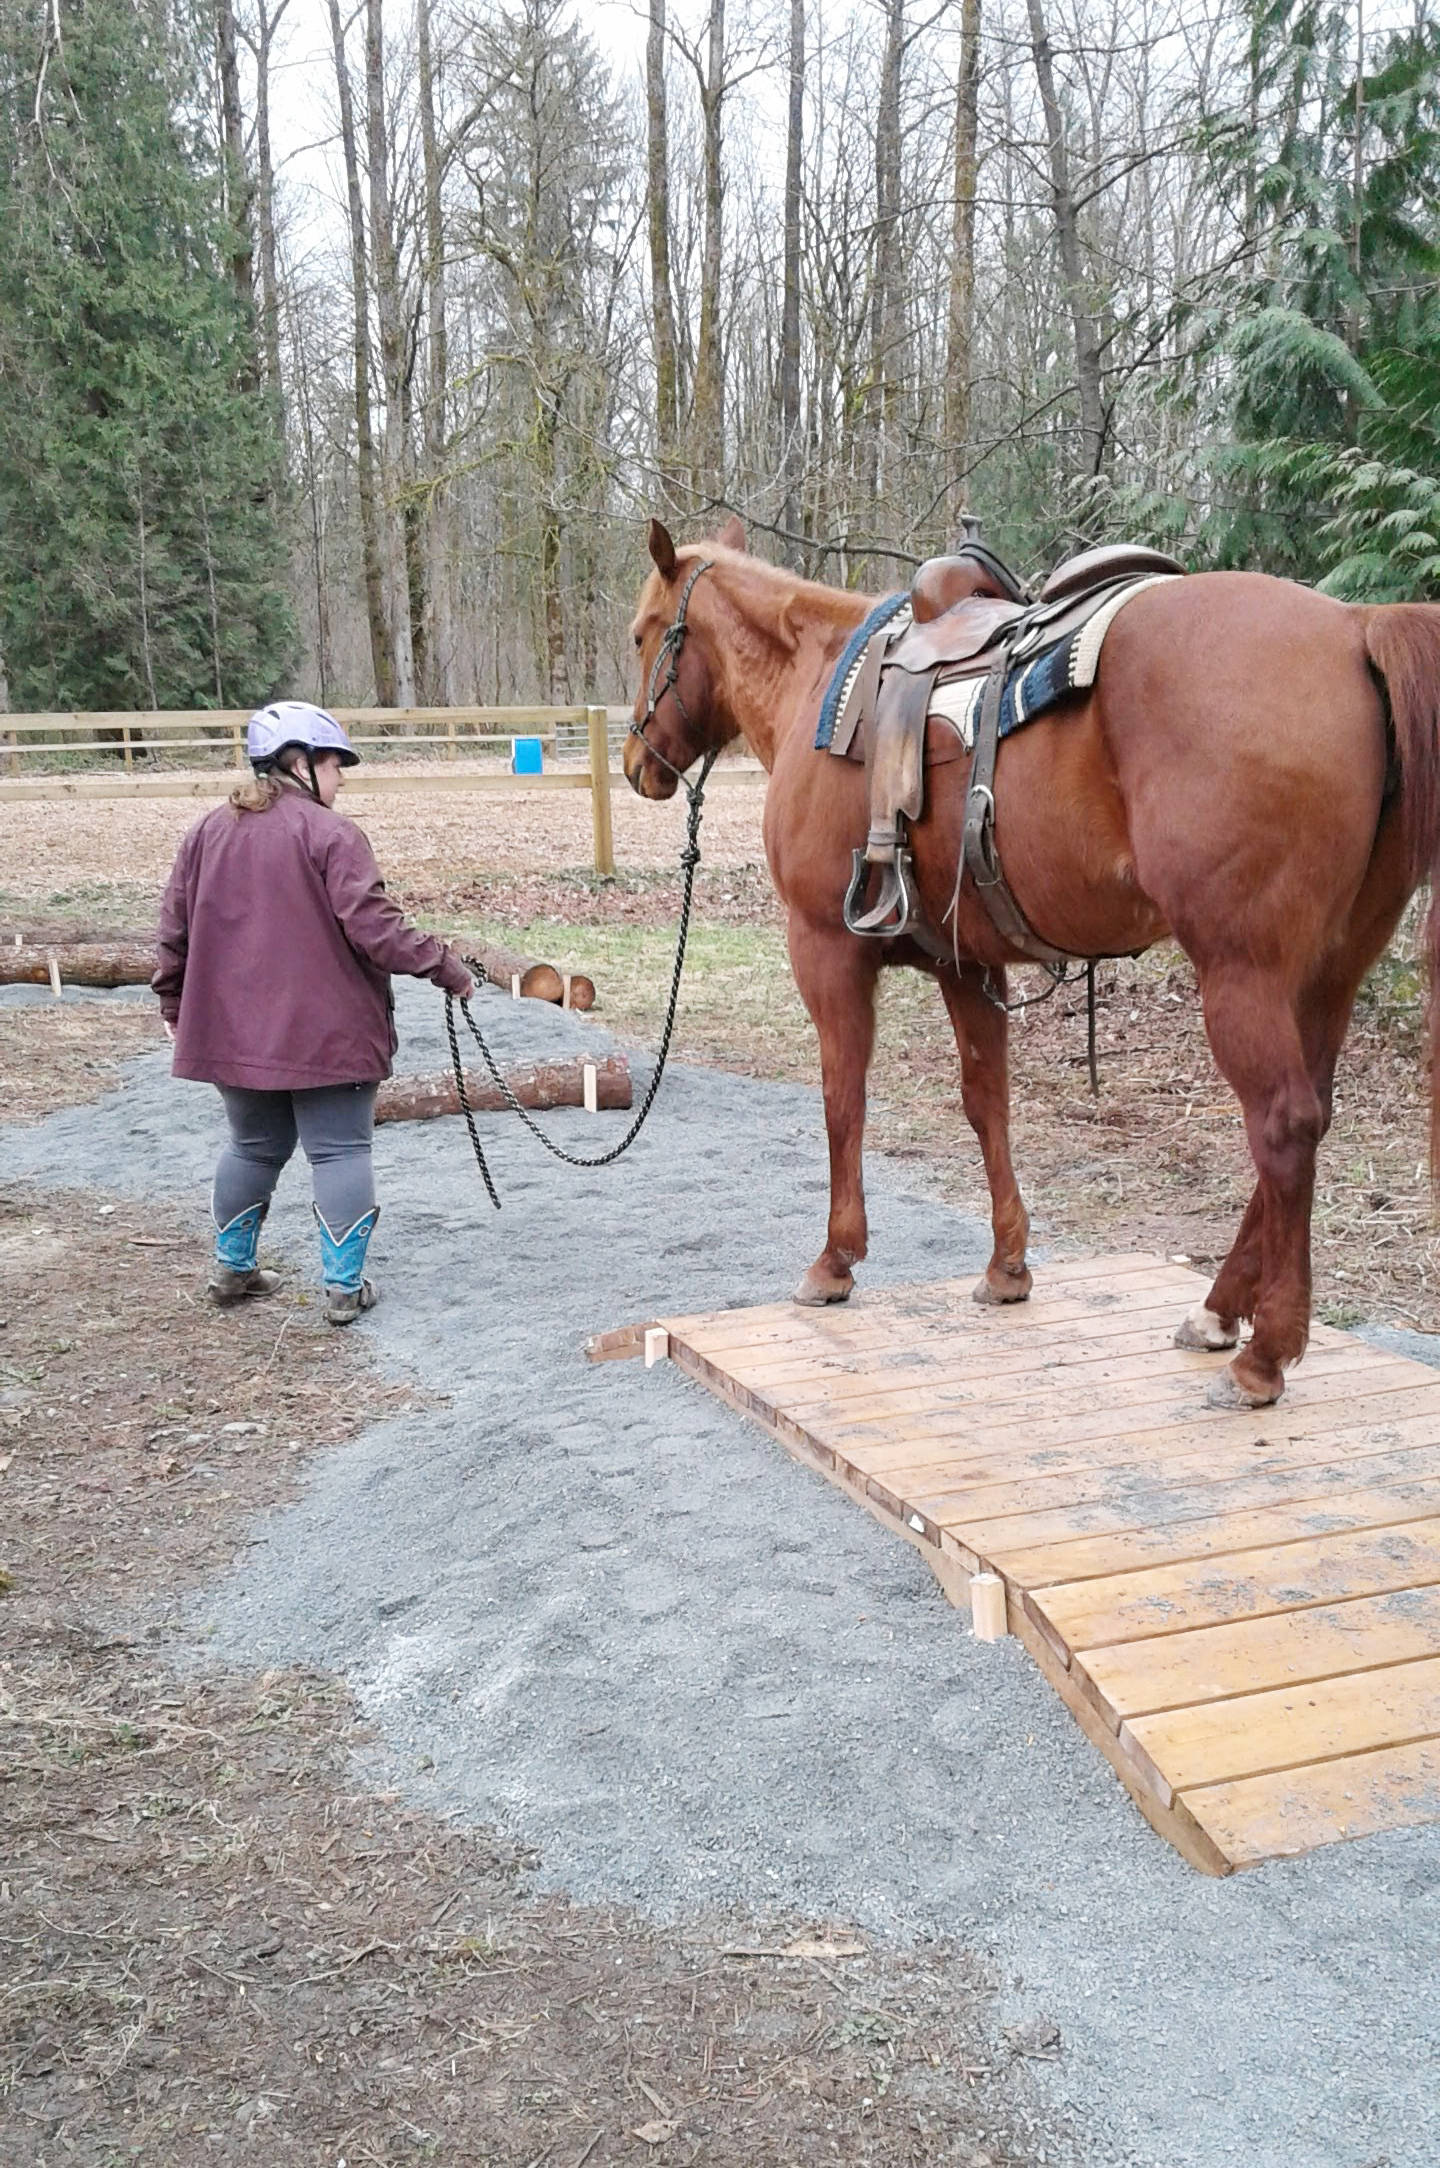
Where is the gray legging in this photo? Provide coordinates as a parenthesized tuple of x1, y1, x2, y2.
(214, 1083, 378, 1233)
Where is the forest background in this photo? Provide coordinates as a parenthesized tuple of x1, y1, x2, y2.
(0, 0, 1436, 716)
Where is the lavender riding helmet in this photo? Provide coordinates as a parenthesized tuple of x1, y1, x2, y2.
(247, 700, 359, 772)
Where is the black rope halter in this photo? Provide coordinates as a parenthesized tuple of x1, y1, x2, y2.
(445, 558, 720, 1206)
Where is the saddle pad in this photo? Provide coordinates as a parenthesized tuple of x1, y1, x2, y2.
(927, 574, 1177, 748)
(814, 593, 907, 750)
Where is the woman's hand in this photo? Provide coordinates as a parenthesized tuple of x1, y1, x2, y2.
(162, 1019, 177, 1043)
(455, 973, 476, 1002)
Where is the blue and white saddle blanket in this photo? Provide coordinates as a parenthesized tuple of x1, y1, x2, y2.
(815, 575, 1176, 754)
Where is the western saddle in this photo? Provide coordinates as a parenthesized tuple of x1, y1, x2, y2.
(831, 537, 1184, 971)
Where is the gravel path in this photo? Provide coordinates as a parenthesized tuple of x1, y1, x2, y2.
(6, 976, 1438, 2168)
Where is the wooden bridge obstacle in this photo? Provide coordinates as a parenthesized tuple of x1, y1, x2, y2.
(592, 1254, 1440, 1874)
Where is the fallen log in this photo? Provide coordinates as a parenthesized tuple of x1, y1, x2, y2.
(465, 941, 595, 1012)
(0, 942, 155, 988)
(1, 923, 156, 948)
(374, 1054, 630, 1124)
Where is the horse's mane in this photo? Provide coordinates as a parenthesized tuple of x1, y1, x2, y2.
(676, 543, 876, 643)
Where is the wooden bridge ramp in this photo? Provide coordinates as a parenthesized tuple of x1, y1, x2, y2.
(592, 1255, 1440, 1875)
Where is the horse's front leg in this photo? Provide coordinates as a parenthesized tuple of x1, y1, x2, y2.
(786, 915, 881, 1304)
(937, 965, 1032, 1305)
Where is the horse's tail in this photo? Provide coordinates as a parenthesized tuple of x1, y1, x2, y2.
(1363, 603, 1440, 1178)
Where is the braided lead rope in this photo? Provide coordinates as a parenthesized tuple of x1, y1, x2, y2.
(444, 748, 718, 1207)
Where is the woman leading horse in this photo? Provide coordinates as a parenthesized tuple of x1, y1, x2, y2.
(625, 514, 1440, 1410)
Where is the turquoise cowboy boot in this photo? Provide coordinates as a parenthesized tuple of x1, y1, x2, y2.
(208, 1202, 282, 1306)
(314, 1204, 379, 1326)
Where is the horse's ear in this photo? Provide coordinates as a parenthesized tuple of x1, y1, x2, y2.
(648, 519, 678, 578)
(715, 513, 746, 552)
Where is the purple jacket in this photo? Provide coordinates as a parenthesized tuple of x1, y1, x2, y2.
(153, 787, 470, 1088)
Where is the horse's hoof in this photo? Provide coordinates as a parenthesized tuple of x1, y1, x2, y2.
(1205, 1358, 1282, 1410)
(973, 1267, 1032, 1307)
(794, 1266, 854, 1307)
(1175, 1303, 1239, 1352)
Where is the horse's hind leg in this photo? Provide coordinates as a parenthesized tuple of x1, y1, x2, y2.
(1198, 965, 1326, 1406)
(1178, 977, 1349, 1355)
(786, 916, 881, 1305)
(1181, 821, 1411, 1366)
(937, 965, 1031, 1304)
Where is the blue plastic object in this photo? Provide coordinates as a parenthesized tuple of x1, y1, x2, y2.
(511, 735, 544, 775)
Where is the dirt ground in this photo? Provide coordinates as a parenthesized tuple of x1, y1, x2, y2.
(2, 777, 1434, 1336)
(2, 778, 1437, 2164)
(1, 1189, 1070, 2167)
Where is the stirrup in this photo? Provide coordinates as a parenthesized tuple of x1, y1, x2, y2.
(843, 846, 919, 940)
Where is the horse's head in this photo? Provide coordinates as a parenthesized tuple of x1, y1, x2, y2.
(625, 514, 746, 800)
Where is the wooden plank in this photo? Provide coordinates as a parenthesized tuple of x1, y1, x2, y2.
(1123, 1653, 1440, 1791)
(988, 1465, 1440, 1586)
(906, 1401, 1440, 1522)
(804, 1358, 1429, 1457)
(781, 1342, 1414, 1428)
(1079, 1584, 1440, 1720)
(0, 771, 596, 804)
(1037, 1517, 1440, 1650)
(718, 1311, 1243, 1393)
(671, 1290, 1205, 1366)
(663, 1264, 1208, 1360)
(1179, 1737, 1440, 1864)
(1004, 1598, 1232, 1875)
(931, 1435, 1440, 1556)
(624, 1269, 1440, 1868)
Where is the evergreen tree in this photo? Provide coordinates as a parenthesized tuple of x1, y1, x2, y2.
(1195, 11, 1440, 594)
(0, 0, 297, 712)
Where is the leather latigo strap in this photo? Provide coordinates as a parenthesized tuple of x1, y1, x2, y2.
(830, 619, 898, 758)
(960, 660, 1081, 970)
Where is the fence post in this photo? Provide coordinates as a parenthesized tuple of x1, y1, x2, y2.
(121, 720, 133, 772)
(231, 719, 243, 766)
(586, 705, 615, 879)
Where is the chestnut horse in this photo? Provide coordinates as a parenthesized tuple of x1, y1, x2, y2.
(626, 515, 1440, 1408)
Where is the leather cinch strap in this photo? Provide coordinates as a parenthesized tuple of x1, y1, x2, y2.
(960, 660, 1081, 971)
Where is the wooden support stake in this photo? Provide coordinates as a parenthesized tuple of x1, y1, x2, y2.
(511, 973, 522, 999)
(561, 973, 573, 1010)
(587, 704, 615, 880)
(645, 1328, 669, 1368)
(970, 1572, 1007, 1641)
(583, 1062, 598, 1113)
(47, 950, 62, 999)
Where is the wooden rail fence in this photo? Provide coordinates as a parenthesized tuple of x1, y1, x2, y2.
(0, 705, 626, 876)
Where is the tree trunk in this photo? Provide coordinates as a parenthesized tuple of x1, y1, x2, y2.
(646, 0, 681, 506)
(690, 0, 726, 503)
(215, 0, 255, 355)
(944, 0, 981, 521)
(779, 0, 803, 561)
(326, 0, 395, 705)
(417, 0, 455, 704)
(865, 0, 904, 522)
(288, 294, 334, 703)
(364, 0, 417, 706)
(250, 0, 290, 407)
(1025, 0, 1106, 484)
